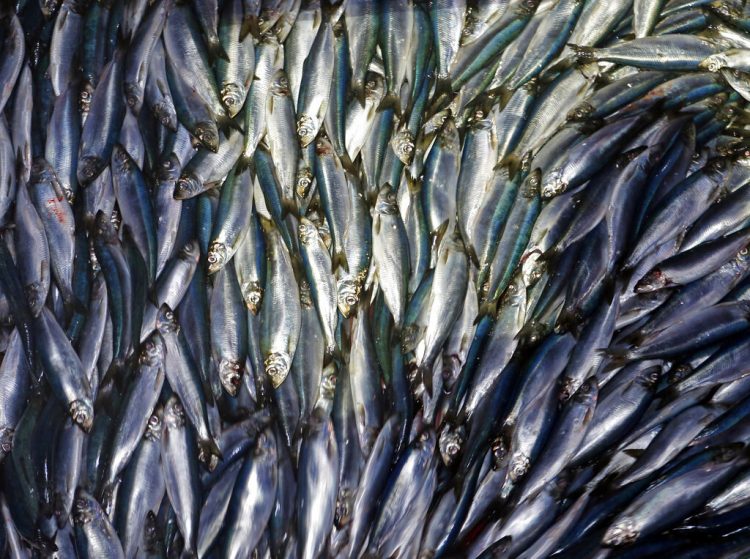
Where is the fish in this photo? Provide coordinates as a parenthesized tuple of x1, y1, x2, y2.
(2, 3, 750, 558)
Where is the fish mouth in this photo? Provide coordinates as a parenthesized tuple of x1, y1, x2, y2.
(242, 282, 264, 314)
(221, 83, 246, 118)
(298, 114, 318, 147)
(207, 242, 228, 274)
(603, 518, 638, 547)
(219, 359, 243, 396)
(264, 352, 291, 388)
(70, 400, 94, 432)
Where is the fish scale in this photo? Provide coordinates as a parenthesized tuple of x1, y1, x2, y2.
(4, 2, 750, 558)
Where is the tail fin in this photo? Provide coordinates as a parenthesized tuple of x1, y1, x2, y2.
(378, 93, 402, 117)
(206, 35, 230, 63)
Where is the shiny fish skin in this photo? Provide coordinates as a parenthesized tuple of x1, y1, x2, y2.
(5, 2, 750, 558)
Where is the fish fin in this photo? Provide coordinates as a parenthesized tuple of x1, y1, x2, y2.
(567, 44, 596, 64)
(280, 197, 298, 218)
(432, 220, 450, 252)
(377, 93, 402, 117)
(217, 113, 244, 134)
(207, 37, 230, 63)
(332, 249, 350, 273)
(405, 173, 421, 194)
(235, 154, 254, 174)
(599, 348, 629, 372)
(339, 152, 359, 176)
(434, 76, 454, 100)
(496, 152, 521, 176)
(476, 299, 498, 323)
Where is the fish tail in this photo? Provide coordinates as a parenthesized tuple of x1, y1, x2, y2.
(217, 112, 244, 134)
(240, 15, 260, 41)
(207, 36, 230, 63)
(377, 92, 402, 117)
(332, 249, 350, 273)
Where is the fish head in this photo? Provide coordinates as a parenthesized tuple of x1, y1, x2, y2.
(401, 323, 419, 354)
(72, 490, 96, 526)
(295, 163, 314, 198)
(298, 219, 319, 245)
(70, 400, 94, 432)
(522, 168, 542, 198)
(299, 115, 320, 147)
(335, 487, 354, 526)
(124, 83, 143, 112)
(241, 281, 264, 314)
(558, 375, 578, 402)
(392, 129, 415, 165)
(491, 437, 508, 469)
(219, 359, 243, 396)
(708, 0, 742, 19)
(139, 333, 166, 367)
(667, 363, 692, 385)
(264, 352, 291, 388)
(156, 304, 180, 335)
(24, 282, 45, 317)
(269, 70, 291, 97)
(79, 83, 94, 119)
(144, 411, 163, 441)
(207, 242, 228, 274)
(521, 250, 545, 287)
(174, 173, 203, 200)
(634, 269, 669, 293)
(195, 122, 220, 153)
(221, 83, 247, 118)
(438, 425, 465, 467)
(0, 427, 13, 456)
(337, 278, 360, 317)
(93, 210, 118, 244)
(637, 365, 662, 389)
(509, 452, 531, 481)
(153, 101, 178, 131)
(517, 0, 541, 15)
(179, 240, 201, 263)
(365, 72, 385, 100)
(699, 54, 728, 73)
(374, 186, 399, 215)
(541, 168, 565, 198)
(157, 154, 180, 183)
(736, 244, 750, 263)
(164, 397, 187, 429)
(77, 155, 106, 185)
(603, 518, 638, 547)
(111, 144, 134, 174)
(573, 377, 598, 407)
(567, 102, 594, 122)
(320, 364, 338, 401)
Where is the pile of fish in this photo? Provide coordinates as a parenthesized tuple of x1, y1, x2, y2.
(7, 0, 750, 557)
